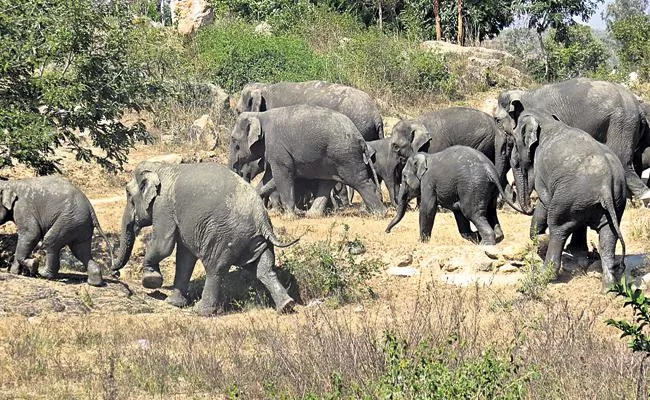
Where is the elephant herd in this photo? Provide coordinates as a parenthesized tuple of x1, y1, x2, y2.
(1, 77, 649, 315)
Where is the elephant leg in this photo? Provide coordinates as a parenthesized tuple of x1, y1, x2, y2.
(544, 222, 575, 277)
(625, 167, 650, 202)
(349, 179, 386, 216)
(566, 227, 589, 254)
(38, 246, 61, 280)
(194, 265, 226, 317)
(307, 181, 334, 218)
(598, 224, 621, 293)
(470, 214, 496, 246)
(487, 201, 504, 243)
(69, 240, 103, 287)
(12, 230, 41, 276)
(419, 196, 438, 242)
(270, 165, 297, 217)
(529, 202, 548, 239)
(453, 210, 478, 243)
(255, 248, 294, 314)
(142, 228, 176, 289)
(167, 242, 197, 308)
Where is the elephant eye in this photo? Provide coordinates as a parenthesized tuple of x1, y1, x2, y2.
(235, 144, 240, 151)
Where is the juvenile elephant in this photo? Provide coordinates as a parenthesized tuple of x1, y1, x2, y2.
(385, 147, 523, 245)
(0, 176, 112, 286)
(388, 107, 512, 190)
(510, 110, 627, 291)
(112, 161, 297, 316)
(366, 138, 401, 206)
(229, 105, 386, 217)
(235, 81, 384, 141)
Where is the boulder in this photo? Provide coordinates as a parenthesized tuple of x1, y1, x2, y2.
(189, 114, 216, 146)
(254, 22, 273, 36)
(170, 0, 214, 35)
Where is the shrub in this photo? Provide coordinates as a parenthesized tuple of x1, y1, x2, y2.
(610, 14, 650, 80)
(196, 21, 328, 93)
(279, 224, 382, 306)
(516, 238, 555, 300)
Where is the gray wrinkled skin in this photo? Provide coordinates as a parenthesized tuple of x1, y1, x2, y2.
(229, 105, 386, 217)
(388, 107, 512, 193)
(366, 138, 402, 206)
(235, 81, 384, 141)
(385, 146, 523, 245)
(113, 162, 296, 316)
(510, 110, 627, 292)
(0, 176, 112, 286)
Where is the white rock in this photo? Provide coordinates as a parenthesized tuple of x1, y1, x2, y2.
(395, 253, 413, 267)
(254, 22, 273, 36)
(170, 0, 214, 35)
(499, 264, 519, 274)
(386, 266, 418, 277)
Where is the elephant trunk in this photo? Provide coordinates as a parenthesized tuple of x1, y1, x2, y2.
(513, 167, 534, 215)
(114, 202, 137, 271)
(385, 183, 409, 233)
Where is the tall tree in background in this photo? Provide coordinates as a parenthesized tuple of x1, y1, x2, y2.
(518, 0, 603, 80)
(434, 0, 442, 40)
(603, 0, 649, 26)
(457, 0, 463, 44)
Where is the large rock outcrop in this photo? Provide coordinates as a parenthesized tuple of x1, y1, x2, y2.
(169, 0, 214, 35)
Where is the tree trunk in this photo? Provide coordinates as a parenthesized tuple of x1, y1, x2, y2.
(378, 0, 383, 32)
(537, 31, 550, 81)
(457, 0, 463, 45)
(434, 0, 442, 40)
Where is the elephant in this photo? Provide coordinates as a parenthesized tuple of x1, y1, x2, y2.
(235, 80, 384, 141)
(0, 176, 112, 286)
(229, 105, 386, 217)
(112, 161, 297, 316)
(388, 107, 512, 193)
(495, 78, 650, 209)
(366, 138, 401, 206)
(510, 110, 627, 291)
(385, 146, 524, 245)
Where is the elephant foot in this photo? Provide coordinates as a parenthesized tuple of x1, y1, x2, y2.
(461, 232, 480, 244)
(601, 275, 616, 294)
(9, 261, 21, 275)
(305, 208, 326, 218)
(494, 225, 504, 243)
(142, 270, 164, 289)
(276, 297, 296, 315)
(38, 266, 57, 281)
(194, 300, 218, 317)
(86, 264, 104, 287)
(166, 289, 189, 308)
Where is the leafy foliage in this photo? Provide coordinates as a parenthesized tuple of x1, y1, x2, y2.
(602, 0, 649, 27)
(0, 0, 154, 173)
(606, 280, 650, 354)
(610, 14, 650, 79)
(545, 25, 608, 81)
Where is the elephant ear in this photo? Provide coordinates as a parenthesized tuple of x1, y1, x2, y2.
(249, 89, 266, 112)
(411, 127, 432, 152)
(414, 155, 429, 180)
(246, 116, 263, 151)
(1, 187, 17, 210)
(507, 90, 525, 126)
(139, 170, 161, 210)
(521, 115, 540, 153)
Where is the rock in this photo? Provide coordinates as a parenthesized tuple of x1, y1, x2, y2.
(441, 260, 462, 272)
(147, 153, 183, 164)
(386, 266, 418, 277)
(395, 253, 413, 267)
(477, 260, 496, 272)
(189, 114, 215, 145)
(499, 264, 519, 274)
(170, 0, 214, 35)
(420, 41, 516, 64)
(254, 22, 273, 36)
(354, 304, 364, 313)
(208, 83, 229, 110)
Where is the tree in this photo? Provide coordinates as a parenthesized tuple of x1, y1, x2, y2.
(434, 0, 442, 40)
(0, 0, 154, 174)
(518, 0, 603, 80)
(457, 0, 463, 44)
(603, 0, 649, 27)
(610, 14, 650, 79)
(545, 24, 608, 81)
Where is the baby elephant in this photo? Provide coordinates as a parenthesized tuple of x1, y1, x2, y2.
(0, 176, 113, 286)
(385, 146, 523, 244)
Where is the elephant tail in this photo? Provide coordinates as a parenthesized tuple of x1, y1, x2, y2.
(90, 207, 115, 270)
(485, 165, 528, 215)
(600, 193, 626, 271)
(262, 224, 300, 248)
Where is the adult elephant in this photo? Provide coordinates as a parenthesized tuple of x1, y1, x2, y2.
(235, 80, 384, 141)
(229, 105, 386, 217)
(112, 161, 297, 316)
(388, 107, 512, 191)
(495, 78, 650, 208)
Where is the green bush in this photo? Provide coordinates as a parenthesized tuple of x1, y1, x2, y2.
(279, 224, 382, 306)
(545, 25, 609, 82)
(610, 14, 650, 80)
(196, 21, 328, 93)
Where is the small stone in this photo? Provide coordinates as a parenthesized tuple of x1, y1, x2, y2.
(477, 260, 496, 272)
(442, 261, 461, 272)
(499, 264, 519, 274)
(354, 304, 364, 313)
(254, 21, 273, 36)
(136, 339, 151, 351)
(386, 267, 418, 277)
(395, 253, 413, 267)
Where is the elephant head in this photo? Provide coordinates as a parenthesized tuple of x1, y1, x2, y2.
(385, 153, 428, 233)
(235, 84, 266, 114)
(0, 182, 17, 225)
(390, 120, 432, 161)
(510, 111, 541, 215)
(229, 113, 264, 174)
(494, 89, 525, 135)
(239, 158, 265, 183)
(114, 164, 161, 270)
